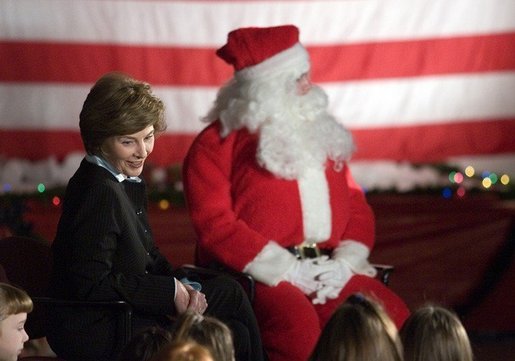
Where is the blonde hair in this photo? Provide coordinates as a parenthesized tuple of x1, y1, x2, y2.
(308, 293, 403, 361)
(172, 311, 235, 361)
(0, 282, 33, 322)
(151, 340, 213, 361)
(400, 305, 473, 361)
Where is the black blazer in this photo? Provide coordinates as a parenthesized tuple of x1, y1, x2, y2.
(48, 159, 184, 359)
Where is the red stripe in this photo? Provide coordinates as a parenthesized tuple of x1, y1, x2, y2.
(2, 119, 514, 166)
(0, 42, 231, 86)
(310, 32, 515, 82)
(352, 119, 515, 162)
(2, 33, 514, 85)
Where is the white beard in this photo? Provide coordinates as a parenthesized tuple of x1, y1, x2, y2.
(256, 86, 354, 179)
(206, 76, 355, 180)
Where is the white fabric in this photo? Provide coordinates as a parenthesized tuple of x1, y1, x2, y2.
(312, 258, 353, 304)
(283, 256, 335, 295)
(298, 167, 332, 242)
(333, 240, 377, 277)
(236, 43, 310, 81)
(243, 241, 297, 286)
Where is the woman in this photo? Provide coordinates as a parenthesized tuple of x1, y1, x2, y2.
(48, 72, 264, 361)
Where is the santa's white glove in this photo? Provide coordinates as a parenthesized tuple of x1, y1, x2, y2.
(283, 256, 333, 295)
(312, 284, 340, 305)
(312, 258, 353, 304)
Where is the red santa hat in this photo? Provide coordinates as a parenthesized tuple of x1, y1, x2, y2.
(216, 25, 310, 81)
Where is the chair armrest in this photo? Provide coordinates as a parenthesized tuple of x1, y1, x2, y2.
(179, 264, 256, 304)
(371, 264, 394, 286)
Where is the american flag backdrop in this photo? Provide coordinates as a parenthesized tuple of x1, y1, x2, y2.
(1, 0, 515, 177)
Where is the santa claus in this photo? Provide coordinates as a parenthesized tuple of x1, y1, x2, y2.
(183, 25, 410, 361)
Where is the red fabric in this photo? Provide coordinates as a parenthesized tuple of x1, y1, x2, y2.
(216, 25, 299, 71)
(183, 121, 375, 272)
(368, 194, 515, 331)
(252, 275, 409, 361)
(3, 33, 514, 86)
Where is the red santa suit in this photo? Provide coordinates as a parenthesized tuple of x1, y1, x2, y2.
(183, 25, 409, 361)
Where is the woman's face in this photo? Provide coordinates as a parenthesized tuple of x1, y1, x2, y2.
(0, 313, 29, 361)
(102, 125, 155, 177)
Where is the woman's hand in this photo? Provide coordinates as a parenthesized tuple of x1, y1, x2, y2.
(186, 285, 208, 314)
(174, 280, 208, 314)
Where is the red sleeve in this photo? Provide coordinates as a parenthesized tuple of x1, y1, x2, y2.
(182, 123, 270, 271)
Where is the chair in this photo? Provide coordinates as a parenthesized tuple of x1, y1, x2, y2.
(373, 263, 394, 286)
(0, 235, 132, 361)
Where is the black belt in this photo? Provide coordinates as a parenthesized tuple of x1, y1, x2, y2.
(287, 243, 331, 259)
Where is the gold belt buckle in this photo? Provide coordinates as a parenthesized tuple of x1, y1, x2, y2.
(295, 242, 321, 259)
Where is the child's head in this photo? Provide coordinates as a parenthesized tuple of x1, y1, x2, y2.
(118, 326, 172, 361)
(172, 311, 235, 361)
(309, 293, 403, 361)
(400, 305, 473, 361)
(0, 282, 33, 361)
(150, 340, 214, 361)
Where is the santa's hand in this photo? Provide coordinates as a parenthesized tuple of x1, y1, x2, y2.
(312, 284, 341, 305)
(317, 258, 353, 289)
(283, 257, 332, 295)
(311, 259, 353, 304)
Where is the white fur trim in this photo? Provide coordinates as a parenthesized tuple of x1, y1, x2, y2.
(298, 167, 331, 242)
(243, 241, 297, 286)
(236, 43, 310, 81)
(333, 240, 377, 277)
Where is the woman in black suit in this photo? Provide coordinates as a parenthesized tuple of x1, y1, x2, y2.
(48, 72, 264, 361)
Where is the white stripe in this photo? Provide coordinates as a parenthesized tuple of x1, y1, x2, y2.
(2, 72, 515, 131)
(0, 83, 215, 132)
(1, 0, 514, 45)
(326, 72, 515, 128)
(0, 83, 87, 129)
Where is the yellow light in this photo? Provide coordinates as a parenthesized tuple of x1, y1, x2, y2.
(482, 177, 492, 189)
(159, 199, 170, 210)
(464, 166, 475, 177)
(500, 174, 510, 185)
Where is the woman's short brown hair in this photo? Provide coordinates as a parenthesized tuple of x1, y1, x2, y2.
(79, 72, 167, 155)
